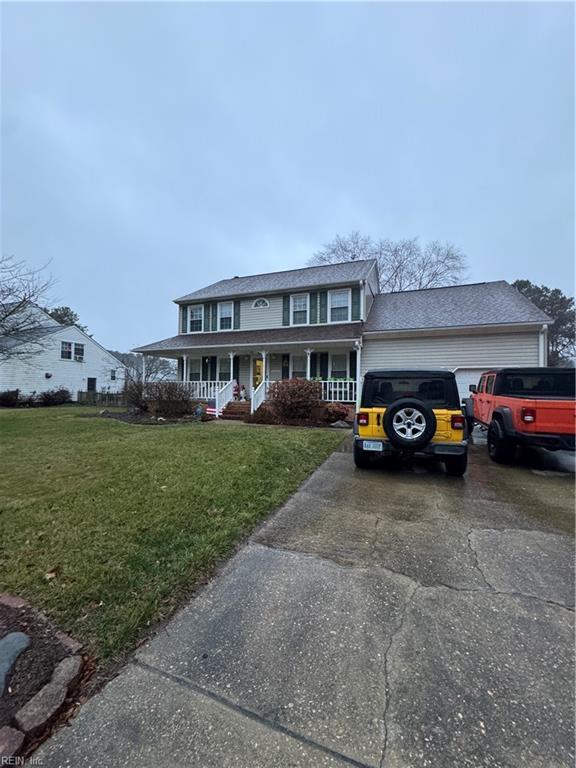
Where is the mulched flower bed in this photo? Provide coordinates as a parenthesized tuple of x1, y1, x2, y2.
(0, 595, 84, 759)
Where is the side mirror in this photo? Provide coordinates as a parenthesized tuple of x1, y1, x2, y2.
(469, 384, 477, 393)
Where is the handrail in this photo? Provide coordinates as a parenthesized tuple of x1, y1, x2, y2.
(215, 380, 235, 418)
(251, 379, 270, 414)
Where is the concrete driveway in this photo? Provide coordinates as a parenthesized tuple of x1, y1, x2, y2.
(39, 435, 575, 768)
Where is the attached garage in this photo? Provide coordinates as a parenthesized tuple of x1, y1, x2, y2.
(360, 281, 550, 401)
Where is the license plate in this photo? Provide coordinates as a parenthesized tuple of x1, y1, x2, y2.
(363, 440, 383, 452)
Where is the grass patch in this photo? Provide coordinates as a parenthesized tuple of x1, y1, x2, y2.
(0, 407, 344, 660)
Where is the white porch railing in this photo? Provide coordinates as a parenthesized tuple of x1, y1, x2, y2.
(320, 380, 357, 403)
(251, 380, 270, 414)
(215, 380, 235, 417)
(181, 381, 228, 400)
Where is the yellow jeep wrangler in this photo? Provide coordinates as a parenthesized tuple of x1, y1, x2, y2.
(354, 369, 469, 476)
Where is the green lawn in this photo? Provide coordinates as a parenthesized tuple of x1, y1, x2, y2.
(0, 407, 345, 660)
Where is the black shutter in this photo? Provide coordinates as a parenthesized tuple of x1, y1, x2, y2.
(310, 353, 318, 378)
(203, 305, 211, 332)
(180, 306, 188, 334)
(319, 291, 328, 323)
(202, 357, 209, 380)
(281, 354, 290, 379)
(282, 295, 290, 326)
(233, 300, 241, 329)
(233, 356, 240, 383)
(177, 357, 184, 380)
(211, 303, 218, 331)
(349, 350, 357, 379)
(351, 287, 361, 321)
(309, 292, 318, 324)
(319, 352, 329, 379)
(210, 356, 217, 380)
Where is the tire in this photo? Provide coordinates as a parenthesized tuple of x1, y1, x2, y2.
(353, 442, 373, 469)
(383, 398, 437, 450)
(444, 453, 468, 477)
(487, 420, 516, 464)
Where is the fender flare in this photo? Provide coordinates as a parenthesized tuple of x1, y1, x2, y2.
(492, 406, 514, 436)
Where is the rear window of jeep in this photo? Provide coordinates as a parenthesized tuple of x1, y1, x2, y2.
(498, 371, 575, 398)
(362, 377, 457, 408)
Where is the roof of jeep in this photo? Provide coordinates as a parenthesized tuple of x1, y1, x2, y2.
(363, 369, 456, 379)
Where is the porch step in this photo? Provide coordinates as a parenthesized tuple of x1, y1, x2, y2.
(221, 400, 251, 421)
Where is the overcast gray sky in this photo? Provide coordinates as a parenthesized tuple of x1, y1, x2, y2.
(2, 2, 573, 351)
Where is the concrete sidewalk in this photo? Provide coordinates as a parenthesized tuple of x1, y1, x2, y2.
(38, 439, 575, 768)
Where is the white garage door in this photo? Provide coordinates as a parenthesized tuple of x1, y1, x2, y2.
(454, 369, 485, 401)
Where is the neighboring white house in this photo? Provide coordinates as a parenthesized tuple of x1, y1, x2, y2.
(133, 260, 551, 412)
(0, 304, 126, 400)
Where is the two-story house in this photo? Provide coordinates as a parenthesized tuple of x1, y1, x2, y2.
(133, 260, 550, 415)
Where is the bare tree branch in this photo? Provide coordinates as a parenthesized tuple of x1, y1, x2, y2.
(0, 255, 55, 361)
(309, 233, 467, 292)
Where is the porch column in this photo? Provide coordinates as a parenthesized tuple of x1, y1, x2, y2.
(183, 355, 188, 382)
(141, 354, 146, 382)
(228, 351, 235, 382)
(355, 341, 362, 409)
(260, 350, 267, 381)
(305, 348, 313, 380)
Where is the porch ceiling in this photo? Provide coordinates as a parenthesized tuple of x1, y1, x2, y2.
(133, 323, 362, 357)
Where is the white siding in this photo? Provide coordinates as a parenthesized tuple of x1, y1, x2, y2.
(0, 326, 126, 400)
(238, 355, 251, 391)
(268, 355, 282, 381)
(239, 296, 284, 331)
(361, 332, 540, 374)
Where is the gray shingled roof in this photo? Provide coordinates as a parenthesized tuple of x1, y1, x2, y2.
(174, 260, 377, 303)
(133, 323, 362, 354)
(363, 281, 551, 333)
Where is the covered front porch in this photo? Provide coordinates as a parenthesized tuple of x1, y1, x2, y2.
(144, 342, 362, 416)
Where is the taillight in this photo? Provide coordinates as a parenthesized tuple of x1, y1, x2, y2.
(521, 407, 536, 423)
(451, 414, 465, 430)
(357, 412, 369, 426)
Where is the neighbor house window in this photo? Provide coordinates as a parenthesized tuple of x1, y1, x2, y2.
(189, 306, 203, 333)
(188, 358, 201, 381)
(74, 343, 85, 362)
(291, 294, 308, 325)
(329, 290, 350, 322)
(111, 370, 116, 381)
(291, 355, 307, 378)
(60, 341, 72, 360)
(218, 302, 233, 330)
(218, 357, 231, 380)
(330, 354, 348, 379)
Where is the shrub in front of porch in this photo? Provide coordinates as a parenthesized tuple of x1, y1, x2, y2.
(267, 379, 322, 422)
(143, 381, 198, 418)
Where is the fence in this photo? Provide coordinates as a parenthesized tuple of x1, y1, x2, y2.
(77, 391, 127, 407)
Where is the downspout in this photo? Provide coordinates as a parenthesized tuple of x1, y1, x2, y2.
(539, 324, 548, 366)
(354, 339, 363, 409)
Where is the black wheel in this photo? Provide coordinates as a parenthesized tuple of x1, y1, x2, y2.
(444, 453, 468, 477)
(487, 420, 516, 464)
(466, 417, 475, 437)
(383, 398, 437, 450)
(354, 442, 373, 469)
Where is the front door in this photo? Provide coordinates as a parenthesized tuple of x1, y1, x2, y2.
(252, 358, 263, 390)
(87, 377, 97, 392)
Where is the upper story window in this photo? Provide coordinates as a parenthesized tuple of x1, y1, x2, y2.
(218, 301, 233, 330)
(189, 305, 203, 333)
(252, 298, 269, 309)
(291, 294, 309, 325)
(111, 369, 116, 381)
(62, 341, 84, 361)
(329, 289, 351, 323)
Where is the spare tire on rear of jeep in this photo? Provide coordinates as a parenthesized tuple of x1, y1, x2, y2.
(383, 398, 437, 450)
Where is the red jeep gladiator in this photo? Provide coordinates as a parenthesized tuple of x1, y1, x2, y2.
(467, 367, 575, 463)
